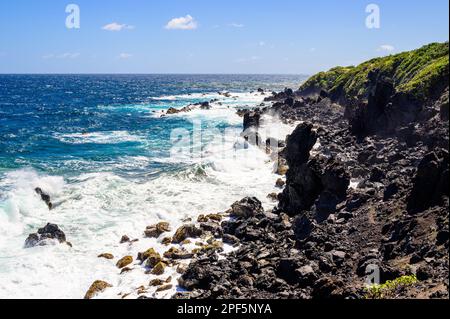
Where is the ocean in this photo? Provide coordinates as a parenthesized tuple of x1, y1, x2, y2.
(0, 74, 306, 298)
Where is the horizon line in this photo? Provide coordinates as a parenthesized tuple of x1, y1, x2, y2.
(0, 72, 310, 76)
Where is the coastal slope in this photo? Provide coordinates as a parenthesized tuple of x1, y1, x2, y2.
(176, 42, 449, 299)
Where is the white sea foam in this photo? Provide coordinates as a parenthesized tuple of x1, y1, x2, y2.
(53, 131, 144, 145)
(152, 91, 269, 120)
(0, 91, 298, 299)
(0, 169, 66, 249)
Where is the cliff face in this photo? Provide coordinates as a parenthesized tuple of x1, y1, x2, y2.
(298, 42, 449, 136)
(176, 43, 449, 300)
(274, 43, 449, 298)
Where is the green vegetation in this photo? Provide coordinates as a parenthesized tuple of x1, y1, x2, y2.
(365, 275, 419, 299)
(300, 42, 449, 103)
(300, 66, 354, 93)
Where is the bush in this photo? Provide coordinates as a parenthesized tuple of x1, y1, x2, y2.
(365, 275, 418, 299)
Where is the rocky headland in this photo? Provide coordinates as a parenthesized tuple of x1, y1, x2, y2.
(174, 42, 449, 299)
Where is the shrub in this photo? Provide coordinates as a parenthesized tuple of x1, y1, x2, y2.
(365, 275, 419, 299)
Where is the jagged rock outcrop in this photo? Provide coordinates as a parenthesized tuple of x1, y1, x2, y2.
(278, 123, 350, 218)
(407, 150, 449, 213)
(229, 197, 264, 218)
(243, 110, 261, 132)
(24, 223, 69, 248)
(35, 187, 53, 210)
(264, 88, 295, 102)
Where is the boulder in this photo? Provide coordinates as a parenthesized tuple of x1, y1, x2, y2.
(149, 279, 164, 287)
(267, 193, 278, 202)
(200, 102, 211, 110)
(120, 267, 133, 275)
(98, 253, 114, 260)
(264, 88, 295, 102)
(229, 197, 264, 219)
(284, 123, 318, 165)
(278, 159, 323, 216)
(163, 247, 194, 260)
(312, 277, 342, 298)
(161, 237, 172, 245)
(285, 97, 294, 107)
(315, 160, 350, 220)
(120, 235, 130, 244)
(176, 264, 189, 275)
(293, 214, 315, 240)
(197, 214, 222, 223)
(166, 107, 181, 115)
(276, 159, 289, 176)
(145, 222, 171, 238)
(243, 110, 261, 131)
(331, 250, 346, 264)
(151, 262, 167, 276)
(172, 224, 203, 243)
(277, 258, 300, 284)
(222, 234, 240, 246)
(116, 256, 133, 269)
(84, 280, 112, 299)
(296, 265, 318, 286)
(35, 188, 53, 210)
(293, 99, 306, 108)
(24, 223, 68, 248)
(407, 150, 449, 212)
(440, 101, 449, 121)
(275, 178, 285, 188)
(279, 124, 349, 217)
(284, 88, 294, 96)
(156, 284, 173, 293)
(138, 248, 162, 266)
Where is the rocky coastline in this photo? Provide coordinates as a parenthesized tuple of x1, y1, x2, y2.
(173, 43, 449, 299)
(25, 43, 449, 299)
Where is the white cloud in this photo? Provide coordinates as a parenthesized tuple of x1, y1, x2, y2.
(118, 53, 133, 59)
(229, 23, 244, 28)
(102, 22, 135, 32)
(165, 15, 198, 30)
(259, 41, 266, 47)
(59, 52, 80, 59)
(378, 44, 395, 52)
(236, 56, 261, 64)
(43, 53, 80, 59)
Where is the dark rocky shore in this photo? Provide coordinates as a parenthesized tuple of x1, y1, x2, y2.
(25, 43, 448, 299)
(174, 43, 449, 299)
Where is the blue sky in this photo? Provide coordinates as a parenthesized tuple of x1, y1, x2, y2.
(0, 0, 448, 74)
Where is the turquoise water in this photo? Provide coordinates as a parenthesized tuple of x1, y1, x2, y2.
(0, 74, 306, 298)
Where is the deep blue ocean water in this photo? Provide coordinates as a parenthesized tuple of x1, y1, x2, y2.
(0, 74, 305, 176)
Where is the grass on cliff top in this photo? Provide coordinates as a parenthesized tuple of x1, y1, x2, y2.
(300, 42, 449, 102)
